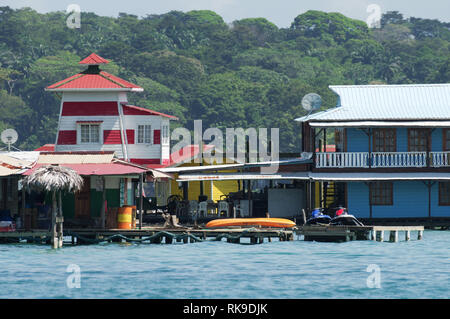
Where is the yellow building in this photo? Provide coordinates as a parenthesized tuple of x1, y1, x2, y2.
(153, 145, 240, 205)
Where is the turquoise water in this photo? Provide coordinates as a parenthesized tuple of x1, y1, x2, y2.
(0, 230, 448, 299)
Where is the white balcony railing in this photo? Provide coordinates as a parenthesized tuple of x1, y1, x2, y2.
(316, 152, 369, 168)
(371, 152, 427, 168)
(430, 152, 450, 167)
(315, 151, 450, 168)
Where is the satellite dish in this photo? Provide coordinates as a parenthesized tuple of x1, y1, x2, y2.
(1, 129, 18, 151)
(301, 93, 322, 112)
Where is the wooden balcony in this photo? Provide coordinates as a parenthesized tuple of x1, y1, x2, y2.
(315, 152, 450, 168)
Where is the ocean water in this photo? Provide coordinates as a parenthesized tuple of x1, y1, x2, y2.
(0, 230, 448, 299)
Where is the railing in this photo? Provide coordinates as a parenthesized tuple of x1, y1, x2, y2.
(315, 151, 450, 168)
(316, 152, 369, 168)
(371, 152, 427, 168)
(430, 152, 450, 167)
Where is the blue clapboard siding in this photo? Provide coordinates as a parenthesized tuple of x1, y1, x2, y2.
(346, 128, 445, 152)
(347, 181, 450, 218)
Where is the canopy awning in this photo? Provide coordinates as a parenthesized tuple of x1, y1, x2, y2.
(176, 171, 450, 182)
(309, 172, 450, 181)
(176, 171, 310, 182)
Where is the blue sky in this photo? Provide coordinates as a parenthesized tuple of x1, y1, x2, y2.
(3, 0, 449, 27)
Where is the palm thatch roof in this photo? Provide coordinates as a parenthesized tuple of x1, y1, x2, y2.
(23, 165, 83, 193)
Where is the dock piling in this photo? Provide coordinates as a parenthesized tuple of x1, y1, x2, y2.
(389, 230, 398, 243)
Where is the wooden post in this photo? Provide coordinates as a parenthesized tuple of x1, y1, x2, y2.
(376, 230, 384, 242)
(139, 173, 144, 230)
(51, 191, 57, 249)
(418, 230, 423, 240)
(58, 191, 63, 248)
(405, 230, 411, 241)
(101, 177, 106, 229)
(389, 230, 398, 243)
(370, 230, 376, 241)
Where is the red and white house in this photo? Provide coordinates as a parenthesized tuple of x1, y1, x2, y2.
(46, 53, 177, 166)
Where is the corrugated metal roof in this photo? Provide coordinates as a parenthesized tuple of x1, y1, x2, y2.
(0, 166, 22, 177)
(37, 152, 115, 164)
(79, 53, 109, 65)
(310, 172, 450, 181)
(0, 152, 38, 176)
(177, 171, 450, 182)
(296, 84, 450, 122)
(176, 172, 310, 181)
(23, 163, 147, 176)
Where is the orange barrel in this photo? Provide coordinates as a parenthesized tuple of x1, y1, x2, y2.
(117, 206, 133, 229)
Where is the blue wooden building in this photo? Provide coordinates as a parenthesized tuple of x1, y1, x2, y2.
(296, 84, 450, 225)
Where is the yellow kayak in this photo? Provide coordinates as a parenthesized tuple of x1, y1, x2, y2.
(205, 218, 296, 229)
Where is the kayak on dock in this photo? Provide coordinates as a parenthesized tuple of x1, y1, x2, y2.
(205, 218, 296, 229)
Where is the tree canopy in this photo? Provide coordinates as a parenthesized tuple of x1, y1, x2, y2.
(0, 8, 449, 151)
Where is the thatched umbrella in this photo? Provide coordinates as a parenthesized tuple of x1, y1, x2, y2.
(23, 165, 83, 248)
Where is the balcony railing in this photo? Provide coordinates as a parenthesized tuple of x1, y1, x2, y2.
(371, 152, 427, 168)
(316, 151, 450, 168)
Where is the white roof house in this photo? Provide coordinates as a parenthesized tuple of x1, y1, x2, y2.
(296, 84, 450, 127)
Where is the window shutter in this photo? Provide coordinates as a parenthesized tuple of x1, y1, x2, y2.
(153, 129, 161, 144)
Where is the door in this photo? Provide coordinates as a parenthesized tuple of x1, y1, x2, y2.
(75, 177, 90, 219)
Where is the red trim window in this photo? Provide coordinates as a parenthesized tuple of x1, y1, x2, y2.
(79, 124, 100, 143)
(370, 182, 393, 206)
(137, 125, 152, 144)
(439, 182, 450, 206)
(373, 129, 396, 152)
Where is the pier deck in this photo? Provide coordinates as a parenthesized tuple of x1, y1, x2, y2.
(0, 226, 295, 245)
(297, 225, 425, 242)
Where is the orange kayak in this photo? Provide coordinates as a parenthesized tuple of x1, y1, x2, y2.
(205, 218, 296, 229)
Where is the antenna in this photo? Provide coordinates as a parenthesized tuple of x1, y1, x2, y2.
(1, 129, 20, 151)
(301, 93, 322, 116)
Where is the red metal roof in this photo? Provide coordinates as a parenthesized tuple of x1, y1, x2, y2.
(23, 163, 147, 176)
(46, 54, 142, 91)
(122, 104, 179, 120)
(79, 53, 109, 65)
(34, 144, 55, 152)
(47, 72, 142, 90)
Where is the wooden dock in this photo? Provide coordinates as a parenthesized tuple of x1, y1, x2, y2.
(0, 226, 295, 246)
(297, 225, 424, 242)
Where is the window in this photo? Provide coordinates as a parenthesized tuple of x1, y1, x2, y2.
(444, 129, 450, 151)
(439, 182, 450, 206)
(162, 125, 169, 145)
(373, 129, 396, 152)
(137, 125, 152, 144)
(80, 124, 100, 143)
(408, 129, 429, 152)
(370, 182, 393, 206)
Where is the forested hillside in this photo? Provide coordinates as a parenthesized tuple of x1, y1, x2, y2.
(0, 8, 449, 151)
